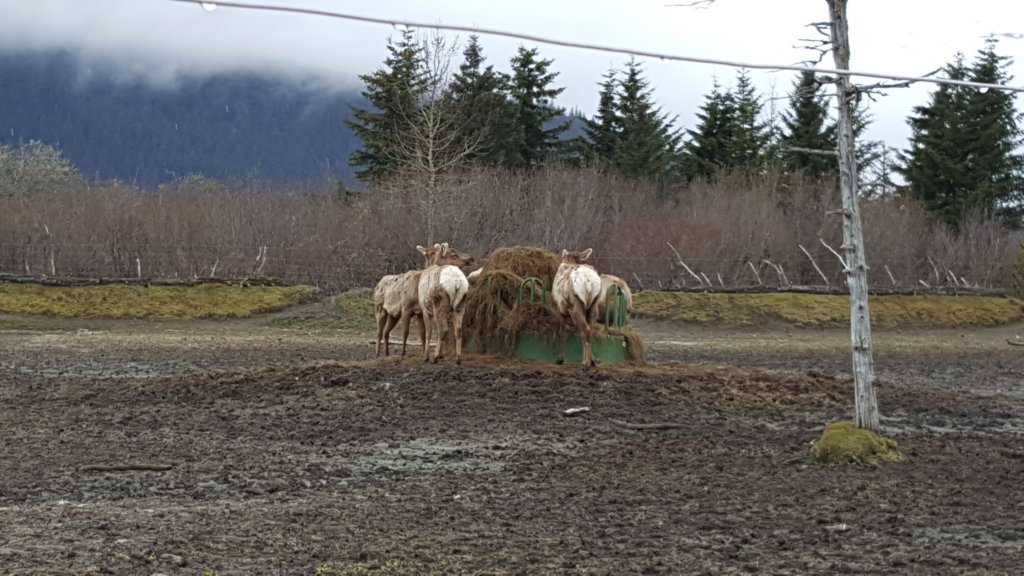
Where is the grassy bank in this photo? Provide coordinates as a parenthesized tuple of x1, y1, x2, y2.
(0, 282, 316, 319)
(3, 282, 1020, 328)
(633, 291, 1024, 328)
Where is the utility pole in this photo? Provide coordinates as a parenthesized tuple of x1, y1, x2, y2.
(826, 0, 880, 430)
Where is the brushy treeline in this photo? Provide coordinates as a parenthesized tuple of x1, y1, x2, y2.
(1, 166, 1019, 293)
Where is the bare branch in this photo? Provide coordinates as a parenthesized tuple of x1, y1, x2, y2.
(819, 238, 848, 271)
(666, 242, 704, 287)
(799, 244, 829, 287)
(746, 261, 762, 285)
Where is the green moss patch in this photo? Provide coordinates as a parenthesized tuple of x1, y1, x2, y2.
(810, 421, 904, 466)
(0, 281, 316, 319)
(633, 291, 1024, 328)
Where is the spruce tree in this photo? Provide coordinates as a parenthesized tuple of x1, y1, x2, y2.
(779, 70, 836, 179)
(583, 70, 620, 166)
(507, 47, 570, 167)
(345, 30, 426, 183)
(897, 41, 1024, 228)
(446, 35, 512, 165)
(728, 70, 770, 170)
(682, 79, 738, 180)
(610, 59, 683, 180)
(963, 40, 1024, 225)
(898, 55, 971, 226)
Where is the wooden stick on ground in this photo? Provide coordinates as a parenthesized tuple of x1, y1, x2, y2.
(80, 463, 174, 472)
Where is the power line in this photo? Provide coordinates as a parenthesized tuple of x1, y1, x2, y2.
(167, 0, 1024, 93)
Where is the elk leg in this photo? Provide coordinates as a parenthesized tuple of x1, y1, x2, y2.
(422, 308, 434, 363)
(375, 311, 386, 357)
(381, 314, 399, 357)
(452, 307, 465, 366)
(399, 308, 414, 356)
(569, 302, 593, 369)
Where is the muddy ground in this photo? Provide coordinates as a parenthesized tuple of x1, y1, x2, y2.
(1, 305, 1023, 575)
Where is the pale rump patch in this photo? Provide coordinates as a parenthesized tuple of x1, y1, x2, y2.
(571, 266, 602, 308)
(419, 265, 469, 307)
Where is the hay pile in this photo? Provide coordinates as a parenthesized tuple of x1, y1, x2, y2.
(463, 244, 644, 363)
(482, 245, 561, 291)
(464, 246, 563, 346)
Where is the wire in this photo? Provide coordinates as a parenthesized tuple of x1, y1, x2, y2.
(166, 0, 1024, 93)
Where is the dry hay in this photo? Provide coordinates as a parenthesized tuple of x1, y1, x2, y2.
(601, 324, 645, 363)
(464, 268, 562, 346)
(482, 245, 561, 291)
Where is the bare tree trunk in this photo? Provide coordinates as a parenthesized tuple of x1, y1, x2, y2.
(827, 0, 880, 431)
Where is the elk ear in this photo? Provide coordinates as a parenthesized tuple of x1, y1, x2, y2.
(416, 245, 427, 254)
(582, 248, 593, 260)
(442, 243, 450, 256)
(561, 249, 569, 259)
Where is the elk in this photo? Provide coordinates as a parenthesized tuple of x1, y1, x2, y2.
(596, 274, 633, 326)
(417, 242, 475, 365)
(373, 243, 472, 357)
(552, 248, 603, 369)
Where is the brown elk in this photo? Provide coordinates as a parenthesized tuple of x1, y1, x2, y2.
(373, 243, 473, 358)
(552, 248, 603, 369)
(417, 242, 475, 365)
(596, 274, 633, 326)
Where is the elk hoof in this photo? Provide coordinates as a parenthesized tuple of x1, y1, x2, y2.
(430, 357, 439, 365)
(455, 358, 462, 366)
(555, 357, 565, 365)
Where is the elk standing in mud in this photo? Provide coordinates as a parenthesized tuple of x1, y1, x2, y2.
(417, 242, 475, 365)
(552, 248, 603, 369)
(373, 243, 473, 358)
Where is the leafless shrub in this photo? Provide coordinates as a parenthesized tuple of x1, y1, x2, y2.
(0, 166, 1018, 293)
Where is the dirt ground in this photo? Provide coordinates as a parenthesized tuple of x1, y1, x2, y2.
(1, 303, 1023, 575)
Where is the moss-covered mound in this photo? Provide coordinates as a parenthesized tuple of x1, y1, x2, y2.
(0, 281, 316, 319)
(810, 421, 904, 466)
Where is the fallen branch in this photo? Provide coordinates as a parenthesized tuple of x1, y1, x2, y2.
(609, 418, 684, 430)
(81, 463, 174, 472)
(1007, 339, 1024, 348)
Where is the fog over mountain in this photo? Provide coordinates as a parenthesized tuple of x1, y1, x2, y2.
(1, 49, 365, 186)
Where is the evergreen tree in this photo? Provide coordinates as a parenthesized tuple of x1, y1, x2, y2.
(728, 70, 770, 169)
(898, 41, 1023, 227)
(898, 55, 970, 226)
(963, 40, 1024, 224)
(779, 70, 836, 179)
(682, 79, 738, 179)
(582, 70, 620, 166)
(610, 59, 683, 179)
(345, 30, 426, 183)
(446, 35, 512, 165)
(507, 47, 570, 167)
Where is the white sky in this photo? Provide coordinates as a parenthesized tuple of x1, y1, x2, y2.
(3, 0, 1024, 150)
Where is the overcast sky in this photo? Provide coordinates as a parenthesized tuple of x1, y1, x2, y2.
(3, 0, 1024, 150)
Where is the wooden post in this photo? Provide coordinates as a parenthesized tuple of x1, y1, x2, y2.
(827, 0, 880, 430)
